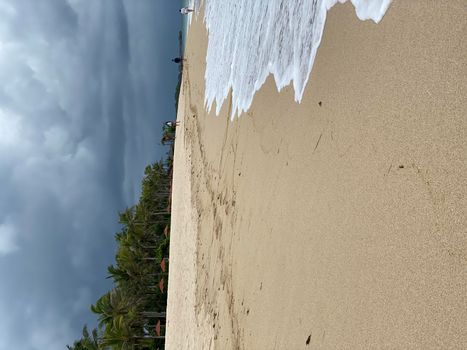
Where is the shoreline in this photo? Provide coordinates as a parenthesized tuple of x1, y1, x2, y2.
(167, 1, 466, 349)
(165, 72, 214, 348)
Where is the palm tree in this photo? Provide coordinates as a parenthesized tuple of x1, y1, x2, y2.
(91, 289, 139, 328)
(100, 314, 164, 350)
(66, 326, 99, 350)
(69, 157, 174, 350)
(161, 125, 175, 145)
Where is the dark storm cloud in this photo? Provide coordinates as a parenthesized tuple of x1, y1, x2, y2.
(0, 0, 181, 349)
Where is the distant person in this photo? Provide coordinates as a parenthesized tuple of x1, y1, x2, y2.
(180, 7, 193, 15)
(172, 57, 185, 64)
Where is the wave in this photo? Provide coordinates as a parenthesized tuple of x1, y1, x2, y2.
(194, 0, 392, 118)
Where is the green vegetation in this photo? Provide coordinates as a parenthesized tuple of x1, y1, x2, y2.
(68, 128, 176, 350)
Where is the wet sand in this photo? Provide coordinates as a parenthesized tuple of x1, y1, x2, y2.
(166, 1, 467, 349)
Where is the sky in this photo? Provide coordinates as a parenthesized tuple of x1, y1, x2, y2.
(0, 0, 182, 348)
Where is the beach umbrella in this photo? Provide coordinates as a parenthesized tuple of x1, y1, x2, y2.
(159, 278, 165, 293)
(155, 320, 161, 336)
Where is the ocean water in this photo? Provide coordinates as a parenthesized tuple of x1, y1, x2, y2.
(190, 0, 392, 118)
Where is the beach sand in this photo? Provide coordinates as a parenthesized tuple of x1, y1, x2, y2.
(166, 1, 467, 349)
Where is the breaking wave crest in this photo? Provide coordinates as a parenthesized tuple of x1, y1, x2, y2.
(192, 0, 392, 118)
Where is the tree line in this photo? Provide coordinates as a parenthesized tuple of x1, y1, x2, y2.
(67, 124, 177, 350)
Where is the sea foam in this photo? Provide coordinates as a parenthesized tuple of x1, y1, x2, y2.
(193, 0, 392, 118)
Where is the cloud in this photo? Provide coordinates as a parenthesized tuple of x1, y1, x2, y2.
(29, 310, 74, 350)
(0, 222, 18, 255)
(0, 0, 181, 349)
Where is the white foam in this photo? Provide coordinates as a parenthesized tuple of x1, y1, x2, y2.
(197, 0, 392, 118)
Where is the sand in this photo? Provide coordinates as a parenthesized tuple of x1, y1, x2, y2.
(166, 1, 467, 349)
